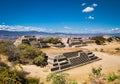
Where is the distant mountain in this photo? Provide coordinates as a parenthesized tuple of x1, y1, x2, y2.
(0, 30, 119, 39)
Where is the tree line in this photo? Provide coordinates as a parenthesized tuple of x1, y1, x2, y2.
(0, 40, 47, 66)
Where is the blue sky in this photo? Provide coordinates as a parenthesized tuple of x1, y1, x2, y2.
(0, 0, 120, 33)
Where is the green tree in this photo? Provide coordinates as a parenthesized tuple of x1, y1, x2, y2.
(44, 37, 60, 44)
(0, 41, 14, 54)
(89, 66, 104, 84)
(92, 66, 102, 77)
(33, 56, 45, 66)
(47, 73, 69, 84)
(17, 44, 46, 66)
(106, 72, 117, 82)
(92, 36, 105, 45)
(0, 41, 20, 62)
(107, 37, 113, 42)
(0, 66, 22, 84)
(47, 73, 78, 84)
(95, 40, 101, 45)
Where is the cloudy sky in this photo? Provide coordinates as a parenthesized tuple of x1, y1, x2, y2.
(0, 0, 120, 33)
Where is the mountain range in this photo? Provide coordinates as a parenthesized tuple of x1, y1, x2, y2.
(0, 30, 120, 40)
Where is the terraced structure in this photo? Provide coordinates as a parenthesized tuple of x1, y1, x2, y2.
(47, 50, 101, 72)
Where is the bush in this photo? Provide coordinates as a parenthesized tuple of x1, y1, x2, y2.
(92, 66, 102, 77)
(95, 40, 105, 45)
(44, 37, 60, 44)
(92, 36, 105, 45)
(115, 48, 120, 51)
(0, 41, 47, 66)
(18, 44, 46, 66)
(68, 81, 78, 84)
(114, 36, 120, 41)
(95, 40, 101, 45)
(0, 66, 41, 84)
(107, 37, 113, 42)
(100, 48, 104, 52)
(106, 72, 117, 82)
(33, 56, 47, 66)
(47, 73, 69, 84)
(0, 66, 22, 84)
(0, 62, 9, 68)
(47, 73, 78, 84)
(26, 77, 39, 84)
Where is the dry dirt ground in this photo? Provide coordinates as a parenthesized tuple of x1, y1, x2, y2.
(1, 43, 120, 84)
(82, 42, 120, 55)
(20, 51, 120, 84)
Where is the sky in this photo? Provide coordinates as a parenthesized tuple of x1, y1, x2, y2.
(0, 0, 120, 33)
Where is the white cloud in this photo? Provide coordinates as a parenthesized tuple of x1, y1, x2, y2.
(111, 28, 120, 33)
(0, 25, 46, 32)
(82, 7, 94, 13)
(112, 28, 119, 31)
(64, 26, 72, 30)
(88, 16, 94, 20)
(81, 3, 86, 6)
(92, 3, 98, 7)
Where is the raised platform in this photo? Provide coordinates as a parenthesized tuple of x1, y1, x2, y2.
(47, 50, 101, 72)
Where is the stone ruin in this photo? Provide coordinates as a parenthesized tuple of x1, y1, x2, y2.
(14, 36, 48, 48)
(47, 50, 101, 72)
(60, 37, 87, 47)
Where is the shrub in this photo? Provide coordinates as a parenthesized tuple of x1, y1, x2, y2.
(107, 37, 113, 42)
(92, 66, 102, 77)
(106, 72, 117, 82)
(47, 73, 69, 84)
(92, 36, 105, 45)
(100, 48, 104, 52)
(17, 44, 47, 66)
(44, 37, 60, 44)
(95, 40, 102, 45)
(33, 56, 47, 66)
(0, 62, 9, 68)
(0, 66, 22, 84)
(0, 66, 41, 84)
(115, 48, 120, 51)
(47, 73, 78, 84)
(68, 81, 78, 84)
(26, 77, 39, 84)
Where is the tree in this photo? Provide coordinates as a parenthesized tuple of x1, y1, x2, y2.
(89, 66, 104, 84)
(33, 56, 45, 66)
(92, 66, 102, 77)
(43, 37, 52, 43)
(47, 73, 78, 84)
(107, 37, 113, 42)
(51, 37, 60, 44)
(17, 44, 46, 66)
(0, 66, 22, 84)
(0, 41, 20, 62)
(47, 73, 69, 84)
(95, 40, 101, 45)
(92, 36, 105, 45)
(44, 37, 60, 44)
(0, 41, 14, 54)
(106, 72, 117, 82)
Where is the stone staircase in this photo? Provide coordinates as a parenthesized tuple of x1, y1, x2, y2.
(50, 50, 101, 72)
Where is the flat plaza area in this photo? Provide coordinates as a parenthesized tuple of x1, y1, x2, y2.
(20, 47, 120, 84)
